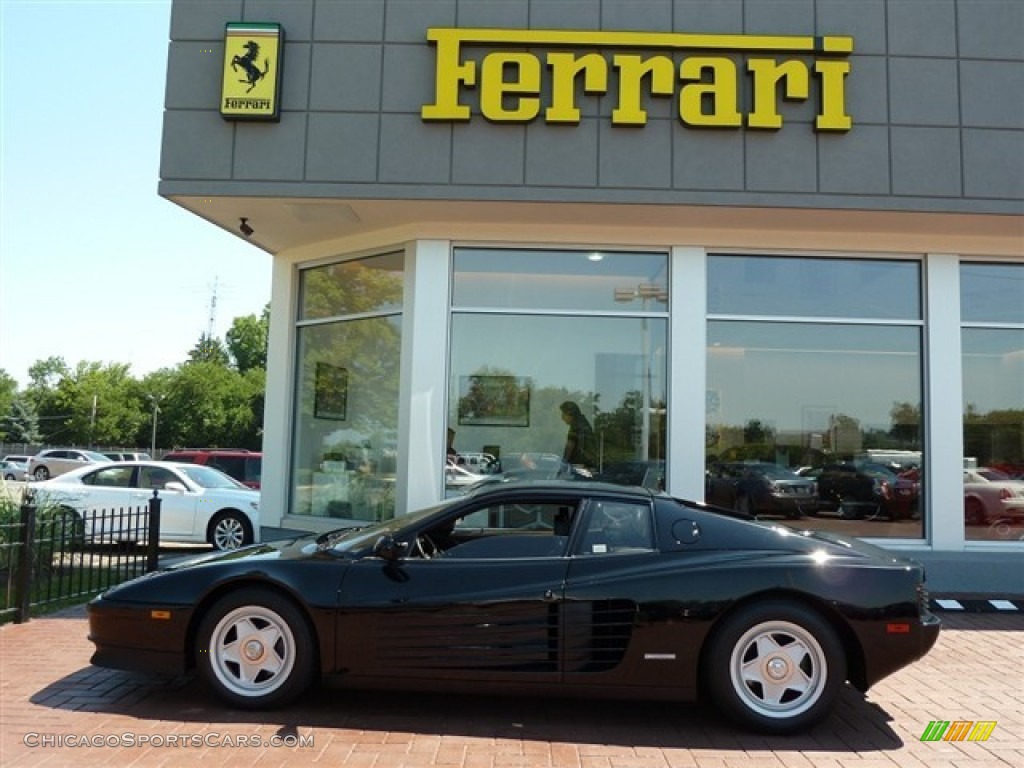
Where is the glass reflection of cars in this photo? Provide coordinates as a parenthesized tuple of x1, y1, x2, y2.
(963, 468, 1024, 526)
(812, 462, 920, 521)
(705, 462, 817, 519)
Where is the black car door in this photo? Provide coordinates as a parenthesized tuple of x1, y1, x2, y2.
(334, 499, 575, 684)
(562, 497, 666, 687)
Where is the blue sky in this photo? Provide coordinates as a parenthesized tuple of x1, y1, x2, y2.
(0, 0, 271, 388)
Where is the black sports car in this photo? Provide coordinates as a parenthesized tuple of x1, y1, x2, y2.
(87, 481, 940, 734)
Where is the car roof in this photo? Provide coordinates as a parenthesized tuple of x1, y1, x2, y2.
(463, 479, 658, 501)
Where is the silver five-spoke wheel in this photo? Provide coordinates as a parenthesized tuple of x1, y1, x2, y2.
(197, 589, 315, 709)
(209, 512, 250, 550)
(707, 601, 845, 734)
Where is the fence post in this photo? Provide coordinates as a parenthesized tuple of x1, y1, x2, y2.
(14, 502, 36, 624)
(146, 491, 161, 573)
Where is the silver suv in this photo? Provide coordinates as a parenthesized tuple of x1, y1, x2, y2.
(27, 448, 111, 481)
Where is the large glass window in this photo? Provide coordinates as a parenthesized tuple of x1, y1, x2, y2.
(291, 253, 403, 521)
(707, 255, 924, 538)
(962, 262, 1024, 542)
(448, 249, 668, 494)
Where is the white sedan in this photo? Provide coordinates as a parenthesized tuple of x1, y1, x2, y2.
(963, 468, 1024, 525)
(30, 461, 261, 550)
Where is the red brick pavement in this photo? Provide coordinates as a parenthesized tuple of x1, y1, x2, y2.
(1, 606, 1022, 767)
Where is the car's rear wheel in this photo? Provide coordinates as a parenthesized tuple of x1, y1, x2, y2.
(196, 589, 315, 709)
(964, 498, 984, 526)
(706, 600, 845, 734)
(208, 511, 252, 550)
(33, 466, 50, 481)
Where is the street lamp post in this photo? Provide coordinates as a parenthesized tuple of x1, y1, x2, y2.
(614, 282, 668, 462)
(148, 394, 164, 455)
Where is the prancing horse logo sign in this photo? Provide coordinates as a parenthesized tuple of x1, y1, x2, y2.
(220, 23, 283, 121)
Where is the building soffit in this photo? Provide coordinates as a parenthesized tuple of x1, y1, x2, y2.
(165, 194, 1024, 260)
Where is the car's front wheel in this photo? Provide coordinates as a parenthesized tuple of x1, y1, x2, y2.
(705, 600, 845, 734)
(196, 589, 316, 709)
(208, 511, 252, 550)
(33, 466, 50, 481)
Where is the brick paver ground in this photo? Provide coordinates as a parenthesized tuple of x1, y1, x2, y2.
(1, 606, 1022, 767)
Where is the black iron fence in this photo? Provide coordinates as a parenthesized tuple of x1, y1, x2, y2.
(0, 493, 162, 624)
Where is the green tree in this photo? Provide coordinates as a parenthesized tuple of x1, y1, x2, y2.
(188, 333, 231, 366)
(0, 370, 17, 434)
(226, 305, 269, 373)
(162, 362, 263, 449)
(49, 362, 147, 446)
(1, 394, 41, 444)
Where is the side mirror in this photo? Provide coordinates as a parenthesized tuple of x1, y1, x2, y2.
(374, 535, 406, 561)
(164, 481, 188, 494)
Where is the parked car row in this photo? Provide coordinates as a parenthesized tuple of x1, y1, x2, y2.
(706, 461, 920, 521)
(28, 460, 261, 550)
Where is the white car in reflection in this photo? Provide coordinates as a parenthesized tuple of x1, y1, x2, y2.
(963, 467, 1024, 525)
(29, 461, 261, 550)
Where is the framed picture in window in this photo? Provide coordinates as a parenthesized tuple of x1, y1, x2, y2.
(457, 375, 531, 427)
(314, 362, 348, 420)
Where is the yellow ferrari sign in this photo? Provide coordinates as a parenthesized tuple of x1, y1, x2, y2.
(220, 23, 283, 121)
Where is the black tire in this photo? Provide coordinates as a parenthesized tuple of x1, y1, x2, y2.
(4, 473, 14, 481)
(207, 511, 253, 550)
(705, 600, 845, 734)
(196, 589, 316, 709)
(33, 465, 50, 481)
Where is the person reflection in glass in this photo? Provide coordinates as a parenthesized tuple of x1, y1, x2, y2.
(560, 401, 596, 472)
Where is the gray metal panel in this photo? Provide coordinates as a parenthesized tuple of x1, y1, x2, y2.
(888, 0, 957, 57)
(157, 0, 1024, 215)
(745, 129, 818, 193)
(170, 0, 242, 39)
(310, 44, 382, 111)
(455, 0, 530, 28)
(601, 0, 672, 31)
(379, 114, 451, 183)
(816, 0, 887, 56)
(525, 119, 599, 187)
(957, 0, 1024, 61)
(844, 56, 889, 125)
(818, 126, 891, 195)
(963, 129, 1024, 200)
(960, 61, 1024, 129)
(234, 113, 308, 181)
(599, 119, 673, 189)
(241, 0, 313, 41)
(673, 131, 745, 191)
(166, 42, 223, 110)
(314, 0, 385, 42)
(160, 110, 235, 180)
(743, 0, 816, 36)
(673, 0, 742, 31)
(452, 123, 526, 186)
(385, 0, 456, 42)
(382, 43, 439, 113)
(891, 127, 962, 198)
(889, 58, 960, 127)
(530, 0, 601, 29)
(306, 113, 380, 182)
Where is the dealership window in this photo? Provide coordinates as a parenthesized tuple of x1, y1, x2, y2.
(290, 253, 403, 521)
(706, 255, 924, 538)
(961, 262, 1024, 542)
(447, 248, 668, 494)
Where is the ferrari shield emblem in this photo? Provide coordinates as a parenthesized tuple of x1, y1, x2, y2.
(220, 22, 283, 121)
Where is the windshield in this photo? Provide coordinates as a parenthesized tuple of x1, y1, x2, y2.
(83, 450, 113, 461)
(179, 465, 248, 490)
(751, 464, 801, 480)
(977, 468, 1011, 481)
(328, 498, 459, 553)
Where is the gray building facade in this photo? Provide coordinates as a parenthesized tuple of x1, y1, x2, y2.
(160, 0, 1023, 593)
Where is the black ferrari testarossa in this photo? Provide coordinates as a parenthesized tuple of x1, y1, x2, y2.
(89, 481, 939, 734)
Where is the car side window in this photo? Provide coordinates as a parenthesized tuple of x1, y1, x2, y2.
(440, 502, 576, 559)
(138, 466, 178, 490)
(82, 466, 135, 488)
(577, 500, 654, 555)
